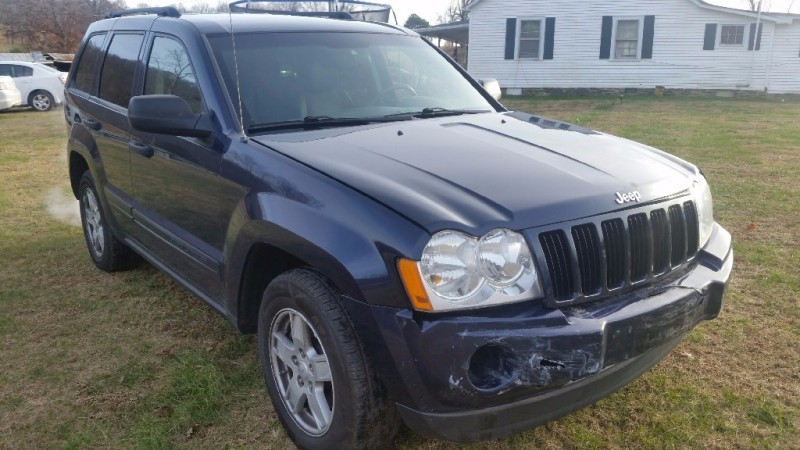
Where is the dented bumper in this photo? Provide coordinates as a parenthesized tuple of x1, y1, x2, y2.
(347, 225, 732, 443)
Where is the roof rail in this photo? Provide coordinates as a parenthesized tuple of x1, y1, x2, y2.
(104, 7, 181, 19)
(228, 0, 394, 23)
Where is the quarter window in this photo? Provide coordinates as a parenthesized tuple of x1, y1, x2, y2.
(145, 37, 203, 113)
(720, 25, 745, 45)
(98, 33, 144, 108)
(72, 34, 106, 93)
(615, 20, 640, 59)
(518, 19, 542, 59)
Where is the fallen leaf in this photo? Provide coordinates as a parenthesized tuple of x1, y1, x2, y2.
(186, 423, 200, 439)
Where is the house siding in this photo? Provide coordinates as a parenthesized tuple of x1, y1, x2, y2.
(468, 0, 800, 94)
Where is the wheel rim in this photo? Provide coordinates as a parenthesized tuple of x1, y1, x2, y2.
(82, 188, 105, 258)
(269, 308, 334, 436)
(32, 94, 50, 111)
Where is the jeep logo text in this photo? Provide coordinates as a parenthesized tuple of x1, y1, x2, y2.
(615, 191, 642, 204)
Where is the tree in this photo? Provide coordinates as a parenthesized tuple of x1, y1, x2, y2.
(0, 0, 125, 52)
(438, 0, 469, 23)
(744, 0, 772, 11)
(404, 13, 429, 29)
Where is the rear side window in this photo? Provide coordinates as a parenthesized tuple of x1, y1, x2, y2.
(73, 34, 106, 93)
(144, 36, 203, 113)
(0, 64, 33, 77)
(99, 33, 144, 108)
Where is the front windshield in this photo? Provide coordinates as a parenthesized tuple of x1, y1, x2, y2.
(208, 32, 495, 130)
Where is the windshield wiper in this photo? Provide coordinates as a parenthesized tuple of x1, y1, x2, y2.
(382, 108, 492, 120)
(248, 115, 411, 133)
(419, 107, 492, 117)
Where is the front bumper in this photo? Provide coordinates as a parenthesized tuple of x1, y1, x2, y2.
(0, 90, 22, 110)
(344, 224, 732, 442)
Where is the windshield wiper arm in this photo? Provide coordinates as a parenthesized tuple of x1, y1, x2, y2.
(248, 115, 411, 133)
(418, 107, 493, 117)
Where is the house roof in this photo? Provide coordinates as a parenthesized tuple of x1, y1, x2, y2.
(415, 21, 469, 44)
(466, 0, 797, 24)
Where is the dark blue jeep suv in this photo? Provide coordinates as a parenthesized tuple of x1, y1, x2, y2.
(64, 6, 733, 449)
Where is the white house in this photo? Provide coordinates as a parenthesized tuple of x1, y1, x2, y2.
(464, 0, 800, 94)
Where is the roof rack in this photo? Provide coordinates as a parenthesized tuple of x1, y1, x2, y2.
(228, 0, 394, 23)
(105, 6, 181, 19)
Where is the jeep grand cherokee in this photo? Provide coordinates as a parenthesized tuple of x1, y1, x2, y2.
(65, 5, 733, 449)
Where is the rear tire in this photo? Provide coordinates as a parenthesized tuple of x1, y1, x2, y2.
(258, 269, 399, 450)
(30, 91, 54, 111)
(78, 171, 139, 271)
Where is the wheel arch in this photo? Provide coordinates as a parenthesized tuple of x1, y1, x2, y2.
(69, 150, 90, 198)
(236, 242, 308, 334)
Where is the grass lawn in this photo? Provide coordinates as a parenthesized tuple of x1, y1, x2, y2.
(1, 95, 798, 449)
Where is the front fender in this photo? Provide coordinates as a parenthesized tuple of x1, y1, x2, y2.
(222, 185, 428, 315)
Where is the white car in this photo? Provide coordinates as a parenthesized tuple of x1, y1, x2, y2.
(0, 76, 22, 111)
(0, 61, 66, 111)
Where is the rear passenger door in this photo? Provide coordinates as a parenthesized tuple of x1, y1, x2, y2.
(128, 34, 225, 302)
(66, 32, 144, 236)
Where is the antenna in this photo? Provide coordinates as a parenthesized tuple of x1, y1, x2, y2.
(228, 1, 248, 142)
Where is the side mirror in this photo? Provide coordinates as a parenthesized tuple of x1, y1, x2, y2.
(128, 95, 212, 138)
(479, 79, 502, 101)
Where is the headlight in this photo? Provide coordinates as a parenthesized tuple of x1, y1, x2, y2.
(690, 175, 714, 248)
(403, 229, 542, 312)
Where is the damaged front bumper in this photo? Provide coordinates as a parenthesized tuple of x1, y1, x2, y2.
(348, 224, 733, 443)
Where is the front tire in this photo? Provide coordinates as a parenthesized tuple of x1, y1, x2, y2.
(78, 171, 139, 271)
(30, 91, 54, 111)
(258, 269, 399, 449)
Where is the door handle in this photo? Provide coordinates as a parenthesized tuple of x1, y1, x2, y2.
(129, 141, 154, 158)
(83, 117, 101, 131)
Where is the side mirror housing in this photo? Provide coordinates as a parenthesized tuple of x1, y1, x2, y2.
(128, 95, 212, 138)
(479, 79, 502, 101)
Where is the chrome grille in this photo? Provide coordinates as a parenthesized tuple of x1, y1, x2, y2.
(536, 199, 700, 304)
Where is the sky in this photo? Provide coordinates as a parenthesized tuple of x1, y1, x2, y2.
(145, 0, 799, 25)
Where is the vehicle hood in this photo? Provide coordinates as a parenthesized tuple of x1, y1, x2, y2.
(251, 112, 698, 234)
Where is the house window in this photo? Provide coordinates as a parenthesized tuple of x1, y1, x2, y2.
(720, 25, 745, 45)
(615, 19, 641, 59)
(518, 19, 543, 59)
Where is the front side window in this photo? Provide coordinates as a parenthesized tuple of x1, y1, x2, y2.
(720, 25, 745, 46)
(145, 36, 202, 113)
(72, 34, 106, 93)
(615, 20, 640, 59)
(518, 19, 542, 59)
(98, 33, 144, 108)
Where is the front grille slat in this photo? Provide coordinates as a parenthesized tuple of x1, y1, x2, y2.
(538, 200, 700, 306)
(602, 218, 626, 289)
(628, 213, 650, 282)
(650, 209, 670, 275)
(684, 201, 700, 258)
(571, 224, 602, 295)
(669, 205, 687, 266)
(539, 230, 574, 300)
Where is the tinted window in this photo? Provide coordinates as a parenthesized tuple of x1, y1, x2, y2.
(73, 33, 106, 93)
(99, 33, 144, 108)
(0, 64, 32, 77)
(144, 36, 202, 113)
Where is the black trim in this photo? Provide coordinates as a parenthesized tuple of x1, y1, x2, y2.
(105, 7, 181, 19)
(703, 23, 717, 50)
(543, 17, 556, 60)
(642, 15, 655, 59)
(505, 18, 517, 60)
(600, 16, 613, 59)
